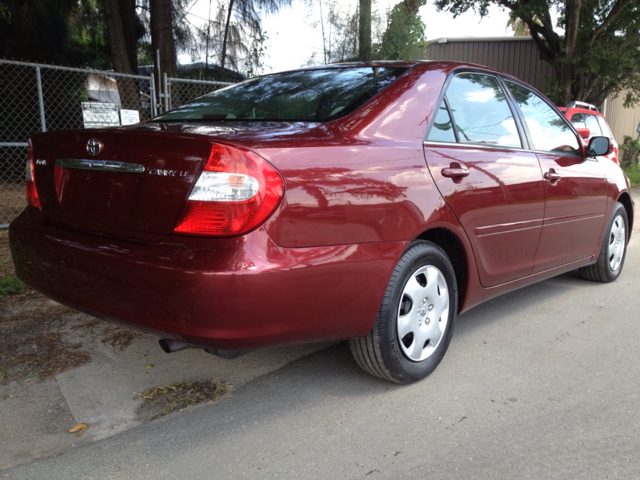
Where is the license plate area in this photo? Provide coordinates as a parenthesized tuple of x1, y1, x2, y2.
(55, 159, 145, 226)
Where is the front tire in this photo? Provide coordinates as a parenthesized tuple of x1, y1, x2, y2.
(580, 202, 628, 283)
(350, 241, 458, 384)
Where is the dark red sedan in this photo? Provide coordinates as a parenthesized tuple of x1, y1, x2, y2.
(10, 62, 633, 383)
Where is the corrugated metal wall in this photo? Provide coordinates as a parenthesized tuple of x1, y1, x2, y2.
(426, 37, 556, 95)
(424, 37, 640, 143)
(605, 93, 640, 144)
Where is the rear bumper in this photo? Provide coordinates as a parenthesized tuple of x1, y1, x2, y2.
(10, 207, 405, 350)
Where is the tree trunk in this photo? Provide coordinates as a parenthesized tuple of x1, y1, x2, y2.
(103, 0, 133, 74)
(150, 0, 177, 78)
(358, 0, 371, 61)
(102, 0, 139, 110)
(220, 0, 236, 76)
(119, 0, 138, 73)
(319, 0, 327, 64)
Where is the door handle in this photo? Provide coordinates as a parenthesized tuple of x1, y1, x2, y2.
(441, 165, 469, 179)
(544, 170, 561, 182)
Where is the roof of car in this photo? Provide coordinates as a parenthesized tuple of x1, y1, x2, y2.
(276, 60, 526, 83)
(559, 106, 605, 117)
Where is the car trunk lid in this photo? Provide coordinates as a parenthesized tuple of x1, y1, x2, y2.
(30, 128, 214, 241)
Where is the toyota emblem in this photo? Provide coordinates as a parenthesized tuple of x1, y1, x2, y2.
(86, 138, 103, 156)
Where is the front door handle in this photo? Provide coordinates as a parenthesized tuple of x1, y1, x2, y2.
(544, 169, 562, 182)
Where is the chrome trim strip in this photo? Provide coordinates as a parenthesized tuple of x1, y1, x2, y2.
(56, 158, 145, 173)
(422, 140, 528, 152)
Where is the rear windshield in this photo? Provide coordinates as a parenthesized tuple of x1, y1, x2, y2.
(153, 66, 408, 123)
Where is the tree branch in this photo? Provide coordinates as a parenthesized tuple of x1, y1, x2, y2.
(591, 0, 633, 43)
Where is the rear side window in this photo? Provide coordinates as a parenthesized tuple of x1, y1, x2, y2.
(153, 67, 408, 123)
(506, 82, 580, 155)
(434, 73, 521, 147)
(428, 103, 457, 143)
(570, 113, 586, 129)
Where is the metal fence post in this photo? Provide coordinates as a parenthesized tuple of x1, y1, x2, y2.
(149, 74, 157, 118)
(163, 73, 169, 112)
(36, 66, 46, 132)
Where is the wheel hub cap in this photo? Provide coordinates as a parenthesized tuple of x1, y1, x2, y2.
(396, 265, 449, 362)
(607, 214, 626, 272)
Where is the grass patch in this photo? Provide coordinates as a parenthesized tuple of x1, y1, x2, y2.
(135, 379, 230, 420)
(0, 231, 27, 299)
(0, 271, 25, 298)
(623, 163, 640, 186)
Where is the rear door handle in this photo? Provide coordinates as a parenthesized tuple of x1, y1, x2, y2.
(441, 166, 469, 178)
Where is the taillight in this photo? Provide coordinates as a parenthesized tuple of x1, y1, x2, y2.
(26, 139, 42, 209)
(173, 144, 284, 236)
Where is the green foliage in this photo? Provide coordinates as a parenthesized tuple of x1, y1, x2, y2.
(623, 164, 640, 186)
(0, 263, 25, 298)
(377, 1, 426, 60)
(137, 40, 155, 67)
(0, 0, 112, 68)
(190, 0, 290, 78)
(0, 2, 11, 22)
(67, 0, 111, 69)
(620, 135, 640, 170)
(0, 0, 78, 64)
(308, 1, 427, 64)
(0, 275, 25, 298)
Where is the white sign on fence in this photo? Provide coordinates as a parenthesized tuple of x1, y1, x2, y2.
(81, 102, 120, 128)
(120, 109, 140, 125)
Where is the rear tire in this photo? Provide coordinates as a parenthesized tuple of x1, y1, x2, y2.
(350, 241, 457, 384)
(580, 202, 628, 283)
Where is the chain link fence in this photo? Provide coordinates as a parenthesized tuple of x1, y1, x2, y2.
(0, 59, 232, 227)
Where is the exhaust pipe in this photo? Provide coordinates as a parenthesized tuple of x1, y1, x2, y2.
(159, 339, 250, 358)
(205, 348, 248, 359)
(158, 338, 193, 353)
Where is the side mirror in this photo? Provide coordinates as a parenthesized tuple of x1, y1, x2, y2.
(576, 127, 590, 139)
(588, 136, 610, 156)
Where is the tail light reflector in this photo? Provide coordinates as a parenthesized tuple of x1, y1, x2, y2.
(26, 139, 42, 209)
(173, 144, 283, 236)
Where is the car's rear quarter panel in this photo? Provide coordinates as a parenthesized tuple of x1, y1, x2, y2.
(254, 65, 452, 248)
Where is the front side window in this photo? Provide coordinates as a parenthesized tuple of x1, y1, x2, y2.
(436, 74, 521, 147)
(584, 114, 602, 136)
(152, 67, 408, 123)
(595, 116, 613, 138)
(507, 82, 580, 154)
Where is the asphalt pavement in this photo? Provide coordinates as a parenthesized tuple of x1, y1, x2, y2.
(3, 222, 640, 478)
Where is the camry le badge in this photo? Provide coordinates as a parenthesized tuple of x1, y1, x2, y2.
(86, 138, 103, 156)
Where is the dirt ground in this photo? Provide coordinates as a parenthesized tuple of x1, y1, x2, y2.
(0, 184, 25, 227)
(0, 229, 139, 385)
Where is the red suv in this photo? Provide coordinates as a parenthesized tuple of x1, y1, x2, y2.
(558, 101, 619, 164)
